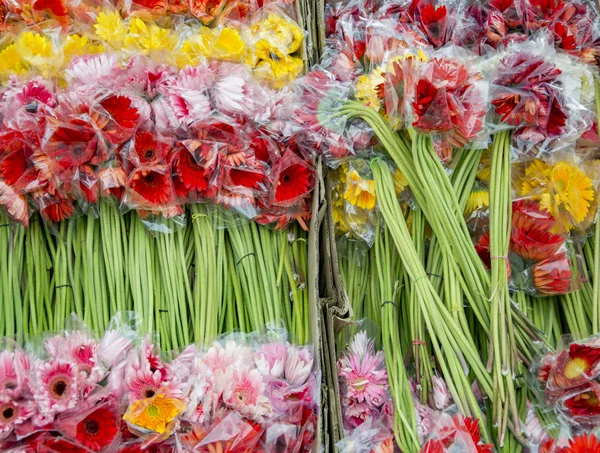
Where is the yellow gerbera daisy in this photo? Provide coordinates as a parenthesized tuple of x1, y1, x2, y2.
(124, 18, 178, 54)
(464, 189, 489, 216)
(251, 14, 303, 60)
(344, 170, 377, 210)
(15, 32, 53, 62)
(332, 204, 351, 235)
(182, 27, 245, 63)
(0, 44, 28, 79)
(355, 72, 383, 113)
(522, 160, 595, 232)
(253, 55, 303, 89)
(63, 34, 105, 59)
(94, 10, 127, 45)
(123, 393, 185, 435)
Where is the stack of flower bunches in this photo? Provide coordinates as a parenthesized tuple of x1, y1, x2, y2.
(0, 315, 319, 452)
(0, 0, 316, 350)
(302, 0, 600, 452)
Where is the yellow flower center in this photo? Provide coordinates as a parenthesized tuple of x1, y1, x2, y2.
(564, 357, 589, 380)
(147, 404, 160, 417)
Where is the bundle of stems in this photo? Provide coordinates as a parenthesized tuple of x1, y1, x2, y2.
(374, 217, 420, 453)
(488, 130, 520, 444)
(371, 158, 492, 442)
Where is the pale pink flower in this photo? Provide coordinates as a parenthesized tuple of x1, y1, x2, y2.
(342, 399, 376, 428)
(213, 63, 262, 119)
(65, 54, 119, 88)
(254, 343, 288, 378)
(98, 330, 133, 368)
(431, 376, 451, 410)
(284, 346, 313, 385)
(32, 359, 79, 420)
(1, 77, 55, 133)
(525, 401, 549, 446)
(222, 366, 272, 420)
(0, 350, 30, 399)
(413, 395, 435, 444)
(202, 341, 252, 375)
(338, 332, 388, 406)
(0, 396, 35, 439)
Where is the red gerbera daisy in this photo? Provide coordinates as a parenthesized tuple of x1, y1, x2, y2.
(550, 343, 600, 390)
(128, 131, 171, 167)
(557, 433, 600, 453)
(128, 167, 172, 206)
(533, 252, 572, 295)
(172, 143, 214, 194)
(412, 79, 453, 133)
(34, 184, 75, 224)
(418, 3, 447, 48)
(564, 386, 600, 418)
(434, 415, 494, 453)
(273, 158, 314, 205)
(228, 167, 266, 191)
(31, 0, 67, 23)
(46, 118, 98, 172)
(97, 96, 140, 144)
(510, 226, 565, 261)
(75, 407, 119, 451)
(554, 22, 577, 51)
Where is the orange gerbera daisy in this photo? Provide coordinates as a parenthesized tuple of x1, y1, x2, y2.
(533, 252, 572, 295)
(557, 433, 600, 453)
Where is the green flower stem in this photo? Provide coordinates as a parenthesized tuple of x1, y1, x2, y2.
(372, 159, 491, 442)
(374, 214, 420, 453)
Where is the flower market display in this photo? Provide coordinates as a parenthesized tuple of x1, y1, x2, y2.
(0, 314, 319, 452)
(293, 0, 600, 451)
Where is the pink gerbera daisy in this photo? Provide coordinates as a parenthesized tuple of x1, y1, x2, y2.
(125, 368, 163, 402)
(33, 359, 79, 417)
(222, 366, 272, 420)
(284, 346, 314, 385)
(338, 331, 388, 406)
(0, 396, 36, 439)
(0, 350, 30, 399)
(45, 332, 104, 384)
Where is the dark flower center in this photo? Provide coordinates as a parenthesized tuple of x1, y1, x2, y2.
(2, 407, 15, 421)
(145, 173, 155, 183)
(145, 389, 156, 398)
(4, 381, 17, 391)
(25, 102, 38, 114)
(282, 173, 291, 183)
(51, 379, 68, 398)
(144, 149, 156, 160)
(85, 420, 99, 435)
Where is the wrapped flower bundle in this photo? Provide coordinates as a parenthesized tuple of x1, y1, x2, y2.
(304, 0, 600, 451)
(0, 315, 318, 453)
(0, 0, 314, 351)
